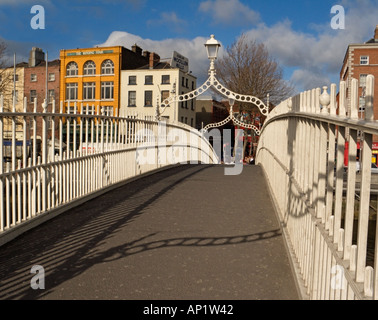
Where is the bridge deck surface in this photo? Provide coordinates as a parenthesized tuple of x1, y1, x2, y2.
(0, 165, 299, 300)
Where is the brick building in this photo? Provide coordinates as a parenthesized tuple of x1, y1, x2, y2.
(24, 48, 60, 113)
(195, 96, 230, 130)
(340, 25, 378, 162)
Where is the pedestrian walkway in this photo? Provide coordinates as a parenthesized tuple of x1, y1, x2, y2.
(0, 164, 299, 300)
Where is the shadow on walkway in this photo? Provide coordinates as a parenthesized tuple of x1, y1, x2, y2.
(0, 164, 298, 300)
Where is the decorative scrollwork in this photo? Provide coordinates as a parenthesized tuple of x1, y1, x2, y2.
(202, 115, 232, 132)
(211, 79, 269, 116)
(160, 73, 268, 136)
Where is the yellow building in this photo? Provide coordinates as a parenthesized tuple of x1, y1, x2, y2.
(60, 46, 150, 116)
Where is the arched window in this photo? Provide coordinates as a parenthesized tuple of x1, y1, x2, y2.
(101, 59, 114, 75)
(83, 60, 96, 75)
(66, 62, 78, 76)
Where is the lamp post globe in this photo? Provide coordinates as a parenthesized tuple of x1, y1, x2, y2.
(205, 35, 221, 73)
(205, 34, 221, 60)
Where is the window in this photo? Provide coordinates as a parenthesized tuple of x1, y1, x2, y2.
(48, 89, 55, 103)
(31, 74, 37, 82)
(101, 106, 113, 116)
(180, 91, 184, 108)
(14, 74, 19, 81)
(48, 73, 55, 81)
(101, 81, 114, 100)
(161, 90, 170, 104)
(129, 76, 137, 85)
(83, 60, 96, 75)
(30, 90, 37, 103)
(192, 81, 195, 90)
(66, 83, 78, 100)
(191, 100, 194, 110)
(162, 75, 170, 84)
(101, 59, 114, 74)
(66, 62, 79, 76)
(182, 77, 185, 86)
(145, 75, 153, 85)
(191, 118, 194, 127)
(128, 91, 136, 107)
(67, 106, 77, 114)
(83, 82, 96, 100)
(360, 74, 367, 87)
(144, 91, 153, 106)
(186, 78, 188, 88)
(360, 56, 369, 65)
(82, 105, 95, 115)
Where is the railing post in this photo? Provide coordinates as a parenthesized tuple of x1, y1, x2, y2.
(356, 75, 373, 283)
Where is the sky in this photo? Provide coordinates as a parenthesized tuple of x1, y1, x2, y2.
(1, 0, 378, 95)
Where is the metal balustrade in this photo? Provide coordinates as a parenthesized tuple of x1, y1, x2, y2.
(256, 75, 378, 300)
(0, 98, 218, 246)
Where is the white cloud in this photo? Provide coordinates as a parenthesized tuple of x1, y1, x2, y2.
(98, 0, 378, 95)
(199, 0, 260, 26)
(242, 1, 378, 92)
(147, 12, 188, 33)
(97, 31, 216, 84)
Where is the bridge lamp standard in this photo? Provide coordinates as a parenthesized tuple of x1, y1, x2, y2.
(205, 34, 221, 73)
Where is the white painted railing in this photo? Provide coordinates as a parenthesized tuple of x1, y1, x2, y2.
(257, 75, 378, 300)
(0, 98, 218, 245)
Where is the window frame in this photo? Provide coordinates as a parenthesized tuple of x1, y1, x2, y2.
(161, 75, 170, 84)
(83, 82, 96, 100)
(66, 82, 78, 101)
(145, 75, 153, 85)
(128, 75, 137, 85)
(101, 59, 114, 75)
(144, 90, 153, 107)
(360, 56, 369, 65)
(30, 90, 37, 103)
(101, 81, 114, 100)
(66, 62, 79, 77)
(128, 91, 136, 107)
(83, 60, 96, 76)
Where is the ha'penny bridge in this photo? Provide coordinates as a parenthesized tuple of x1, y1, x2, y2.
(1, 35, 378, 301)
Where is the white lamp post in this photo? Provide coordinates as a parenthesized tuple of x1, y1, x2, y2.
(159, 34, 269, 136)
(205, 34, 221, 73)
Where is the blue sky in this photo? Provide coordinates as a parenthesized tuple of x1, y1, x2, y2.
(1, 0, 378, 93)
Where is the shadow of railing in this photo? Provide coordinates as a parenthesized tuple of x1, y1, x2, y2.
(0, 164, 282, 300)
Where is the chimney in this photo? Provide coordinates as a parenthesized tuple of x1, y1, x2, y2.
(375, 25, 378, 41)
(28, 47, 45, 67)
(149, 52, 160, 69)
(132, 44, 142, 56)
(143, 50, 150, 59)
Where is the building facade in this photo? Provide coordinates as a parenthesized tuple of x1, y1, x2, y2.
(340, 25, 378, 162)
(60, 45, 149, 117)
(0, 62, 27, 139)
(24, 48, 60, 113)
(195, 95, 230, 130)
(120, 52, 197, 127)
